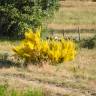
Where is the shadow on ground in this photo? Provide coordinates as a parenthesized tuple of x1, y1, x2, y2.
(0, 59, 20, 68)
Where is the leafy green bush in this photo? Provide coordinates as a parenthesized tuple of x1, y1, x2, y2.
(0, 0, 59, 38)
(79, 35, 96, 49)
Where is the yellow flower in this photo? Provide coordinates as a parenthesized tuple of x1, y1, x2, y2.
(27, 41, 34, 50)
(13, 28, 77, 64)
(41, 40, 49, 52)
(25, 31, 33, 40)
(35, 27, 41, 37)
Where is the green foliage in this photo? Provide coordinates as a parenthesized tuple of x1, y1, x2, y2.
(0, 0, 59, 38)
(23, 89, 43, 96)
(0, 84, 44, 96)
(80, 35, 96, 49)
(0, 85, 6, 96)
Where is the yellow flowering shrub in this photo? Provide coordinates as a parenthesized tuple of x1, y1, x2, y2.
(13, 28, 77, 65)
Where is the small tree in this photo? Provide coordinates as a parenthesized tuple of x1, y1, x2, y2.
(0, 0, 59, 38)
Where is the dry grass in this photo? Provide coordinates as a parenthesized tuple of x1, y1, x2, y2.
(48, 1, 96, 41)
(48, 1, 96, 30)
(0, 40, 96, 96)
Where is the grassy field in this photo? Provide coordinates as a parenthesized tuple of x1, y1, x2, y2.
(47, 1, 96, 42)
(48, 1, 96, 30)
(55, 1, 96, 24)
(0, 1, 96, 96)
(47, 1, 96, 41)
(0, 40, 96, 96)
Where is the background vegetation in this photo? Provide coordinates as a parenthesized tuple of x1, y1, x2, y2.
(0, 0, 59, 38)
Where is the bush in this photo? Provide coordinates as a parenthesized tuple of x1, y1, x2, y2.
(80, 35, 96, 49)
(0, 0, 59, 38)
(13, 28, 77, 66)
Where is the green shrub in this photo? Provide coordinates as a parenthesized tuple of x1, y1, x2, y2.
(0, 0, 59, 38)
(79, 35, 96, 49)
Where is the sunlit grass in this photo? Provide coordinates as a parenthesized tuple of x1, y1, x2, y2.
(0, 85, 44, 96)
(53, 1, 96, 25)
(0, 40, 96, 95)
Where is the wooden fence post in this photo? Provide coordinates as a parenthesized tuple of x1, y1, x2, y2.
(78, 26, 81, 41)
(51, 31, 54, 36)
(63, 29, 65, 38)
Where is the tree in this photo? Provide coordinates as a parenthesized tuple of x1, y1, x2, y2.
(0, 0, 59, 38)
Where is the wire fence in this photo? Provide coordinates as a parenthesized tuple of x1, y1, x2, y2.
(48, 25, 96, 41)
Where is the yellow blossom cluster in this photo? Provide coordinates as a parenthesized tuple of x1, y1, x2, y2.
(13, 28, 77, 64)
